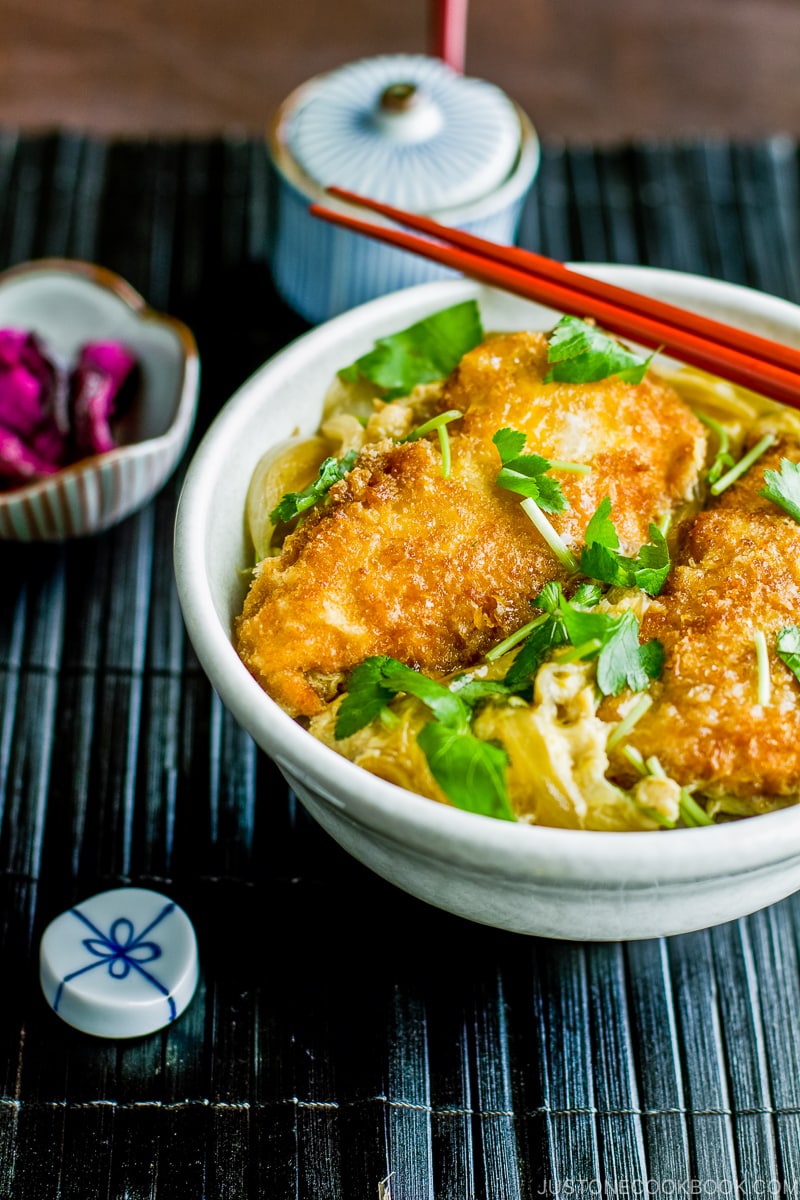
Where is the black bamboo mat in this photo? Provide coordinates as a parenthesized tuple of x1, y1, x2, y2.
(2, 134, 800, 1199)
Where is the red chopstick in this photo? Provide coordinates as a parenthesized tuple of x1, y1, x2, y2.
(430, 0, 468, 72)
(310, 187, 800, 410)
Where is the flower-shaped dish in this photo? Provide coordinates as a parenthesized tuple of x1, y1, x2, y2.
(0, 258, 199, 541)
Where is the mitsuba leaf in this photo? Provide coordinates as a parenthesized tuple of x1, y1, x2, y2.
(492, 426, 569, 513)
(335, 655, 470, 740)
(631, 527, 671, 595)
(335, 654, 514, 822)
(759, 458, 800, 524)
(417, 722, 514, 822)
(570, 582, 604, 609)
(503, 582, 599, 688)
(544, 316, 654, 384)
(448, 677, 520, 706)
(776, 625, 800, 684)
(503, 616, 569, 689)
(503, 581, 663, 697)
(334, 659, 397, 740)
(270, 449, 359, 526)
(492, 426, 527, 462)
(595, 610, 664, 696)
(338, 301, 484, 399)
(580, 540, 633, 589)
(582, 495, 618, 548)
(579, 497, 670, 596)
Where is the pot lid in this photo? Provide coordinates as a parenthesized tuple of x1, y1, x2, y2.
(283, 54, 522, 213)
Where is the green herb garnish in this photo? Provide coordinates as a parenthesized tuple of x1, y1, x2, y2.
(711, 432, 774, 496)
(492, 427, 587, 513)
(402, 409, 464, 444)
(492, 427, 586, 572)
(605, 693, 653, 752)
(269, 449, 359, 526)
(402, 409, 464, 479)
(503, 582, 663, 697)
(416, 723, 511, 822)
(544, 316, 654, 384)
(759, 455, 800, 521)
(579, 496, 671, 596)
(335, 655, 514, 821)
(776, 625, 800, 684)
(679, 788, 713, 828)
(338, 300, 484, 399)
(335, 656, 469, 739)
(695, 411, 735, 486)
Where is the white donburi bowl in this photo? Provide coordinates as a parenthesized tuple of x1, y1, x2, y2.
(0, 259, 199, 541)
(175, 272, 800, 941)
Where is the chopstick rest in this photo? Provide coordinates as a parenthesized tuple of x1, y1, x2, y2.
(39, 887, 199, 1038)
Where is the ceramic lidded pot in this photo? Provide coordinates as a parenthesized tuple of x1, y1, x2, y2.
(268, 54, 539, 324)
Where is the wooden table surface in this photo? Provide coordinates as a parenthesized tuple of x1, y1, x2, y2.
(2, 0, 798, 143)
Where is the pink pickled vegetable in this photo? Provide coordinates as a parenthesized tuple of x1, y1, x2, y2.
(0, 425, 61, 482)
(0, 331, 69, 479)
(0, 330, 139, 490)
(70, 341, 138, 456)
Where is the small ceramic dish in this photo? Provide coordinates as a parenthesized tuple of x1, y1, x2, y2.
(175, 273, 800, 941)
(0, 258, 199, 541)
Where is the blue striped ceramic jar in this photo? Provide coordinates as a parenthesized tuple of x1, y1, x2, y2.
(268, 55, 539, 324)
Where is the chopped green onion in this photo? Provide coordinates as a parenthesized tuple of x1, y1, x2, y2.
(754, 629, 771, 706)
(645, 755, 667, 780)
(547, 460, 592, 475)
(606, 694, 654, 752)
(438, 426, 452, 478)
(696, 410, 730, 456)
(485, 612, 550, 662)
(520, 497, 579, 573)
(403, 409, 463, 479)
(556, 637, 603, 665)
(679, 788, 713, 827)
(621, 745, 648, 776)
(709, 433, 775, 496)
(640, 805, 677, 830)
(618, 742, 676, 827)
(402, 409, 464, 443)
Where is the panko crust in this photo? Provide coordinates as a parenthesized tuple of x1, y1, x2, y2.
(607, 438, 800, 796)
(446, 332, 707, 547)
(235, 331, 707, 717)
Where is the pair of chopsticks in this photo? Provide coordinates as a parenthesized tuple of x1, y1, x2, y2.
(310, 185, 800, 410)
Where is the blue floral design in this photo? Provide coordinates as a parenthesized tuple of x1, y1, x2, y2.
(54, 901, 178, 1022)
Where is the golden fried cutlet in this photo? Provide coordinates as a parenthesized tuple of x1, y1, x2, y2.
(447, 333, 705, 548)
(236, 332, 707, 717)
(606, 438, 800, 797)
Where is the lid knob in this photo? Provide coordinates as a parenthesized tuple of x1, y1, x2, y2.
(379, 82, 420, 111)
(372, 80, 444, 143)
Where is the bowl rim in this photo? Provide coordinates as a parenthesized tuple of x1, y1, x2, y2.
(0, 257, 200, 506)
(174, 269, 800, 888)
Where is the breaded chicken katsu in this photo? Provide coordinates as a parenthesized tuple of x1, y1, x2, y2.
(606, 437, 800, 800)
(236, 331, 707, 718)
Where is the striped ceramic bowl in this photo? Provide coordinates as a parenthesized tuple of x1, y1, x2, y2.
(0, 259, 199, 541)
(268, 55, 540, 325)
